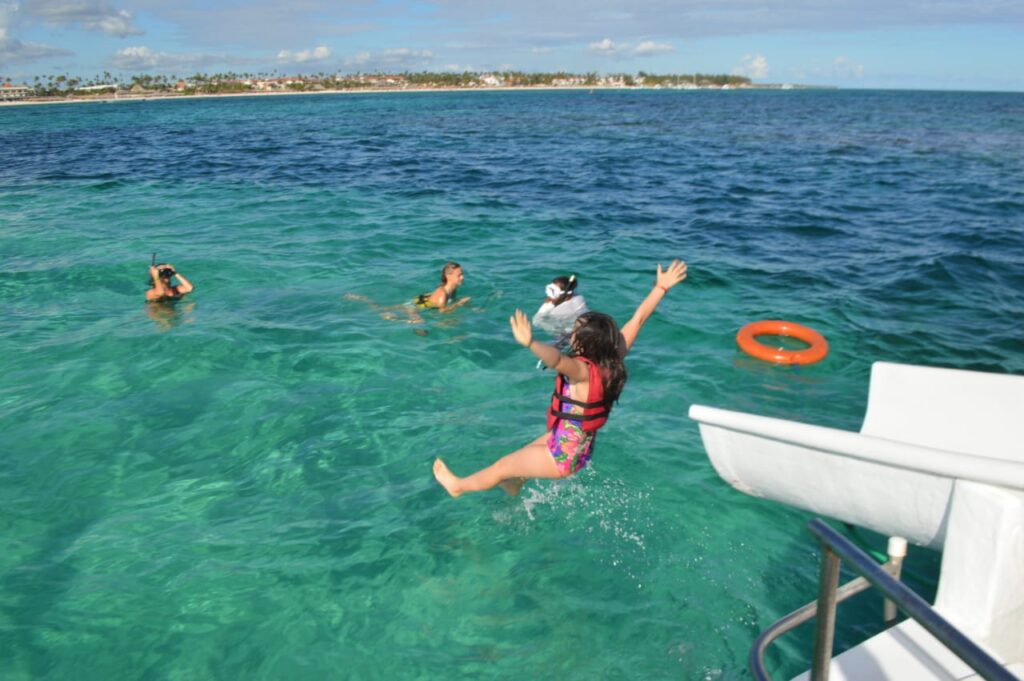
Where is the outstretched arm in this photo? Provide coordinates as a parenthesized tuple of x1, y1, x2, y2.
(439, 296, 470, 313)
(510, 309, 589, 382)
(619, 259, 687, 355)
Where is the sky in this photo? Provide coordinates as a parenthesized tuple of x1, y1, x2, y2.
(1, 0, 1022, 91)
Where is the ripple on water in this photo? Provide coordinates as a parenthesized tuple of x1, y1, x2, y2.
(0, 89, 1022, 680)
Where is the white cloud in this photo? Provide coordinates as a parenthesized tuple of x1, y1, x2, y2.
(733, 53, 768, 78)
(588, 37, 622, 54)
(90, 9, 139, 37)
(109, 45, 168, 69)
(832, 55, 865, 78)
(343, 48, 434, 71)
(27, 0, 142, 36)
(442, 41, 485, 50)
(0, 2, 68, 63)
(589, 37, 675, 59)
(0, 35, 71, 62)
(347, 51, 370, 66)
(530, 46, 552, 54)
(0, 1, 16, 31)
(634, 40, 673, 55)
(276, 45, 330, 64)
(107, 45, 223, 71)
(430, 1, 1024, 43)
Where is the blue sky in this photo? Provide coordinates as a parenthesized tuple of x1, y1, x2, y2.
(1, 0, 1022, 91)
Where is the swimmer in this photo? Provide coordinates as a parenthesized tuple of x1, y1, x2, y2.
(532, 273, 589, 355)
(346, 260, 470, 324)
(146, 262, 194, 302)
(433, 259, 688, 497)
(414, 261, 470, 312)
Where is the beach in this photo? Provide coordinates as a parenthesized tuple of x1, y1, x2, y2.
(0, 82, 804, 107)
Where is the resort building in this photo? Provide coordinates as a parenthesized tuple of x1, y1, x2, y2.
(1, 83, 32, 100)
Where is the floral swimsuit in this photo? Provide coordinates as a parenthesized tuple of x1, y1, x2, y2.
(547, 375, 596, 476)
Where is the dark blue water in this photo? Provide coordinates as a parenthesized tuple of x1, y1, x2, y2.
(1, 89, 1022, 680)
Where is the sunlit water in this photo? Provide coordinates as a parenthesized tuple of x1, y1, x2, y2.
(2, 89, 1023, 680)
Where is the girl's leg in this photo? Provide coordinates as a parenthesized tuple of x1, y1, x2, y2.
(434, 433, 561, 497)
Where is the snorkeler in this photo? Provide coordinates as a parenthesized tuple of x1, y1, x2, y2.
(346, 260, 470, 323)
(433, 259, 688, 497)
(532, 273, 589, 351)
(146, 262, 194, 302)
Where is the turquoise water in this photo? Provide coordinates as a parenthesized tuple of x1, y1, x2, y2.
(2, 90, 1023, 680)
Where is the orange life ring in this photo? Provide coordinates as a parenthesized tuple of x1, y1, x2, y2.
(736, 320, 829, 365)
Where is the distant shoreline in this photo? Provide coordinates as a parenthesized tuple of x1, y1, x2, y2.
(0, 83, 823, 108)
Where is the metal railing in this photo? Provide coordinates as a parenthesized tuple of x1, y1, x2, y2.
(750, 518, 1016, 681)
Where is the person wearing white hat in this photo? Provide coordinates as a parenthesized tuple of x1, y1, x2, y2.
(532, 274, 588, 358)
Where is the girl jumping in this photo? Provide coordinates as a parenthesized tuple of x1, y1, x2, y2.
(433, 259, 687, 497)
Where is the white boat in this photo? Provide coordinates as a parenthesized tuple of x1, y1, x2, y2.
(689, 362, 1024, 680)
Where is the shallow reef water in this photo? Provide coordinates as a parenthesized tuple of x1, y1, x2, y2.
(1, 89, 1022, 679)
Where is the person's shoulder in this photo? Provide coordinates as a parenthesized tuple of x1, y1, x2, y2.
(431, 286, 448, 305)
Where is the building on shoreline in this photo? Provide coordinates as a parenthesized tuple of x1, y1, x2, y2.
(1, 83, 32, 101)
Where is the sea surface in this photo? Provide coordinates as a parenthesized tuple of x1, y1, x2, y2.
(1, 89, 1022, 680)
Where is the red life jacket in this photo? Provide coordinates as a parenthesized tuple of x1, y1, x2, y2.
(546, 357, 612, 432)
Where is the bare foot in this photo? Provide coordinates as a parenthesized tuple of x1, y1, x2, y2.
(343, 293, 369, 302)
(433, 459, 462, 497)
(498, 477, 526, 497)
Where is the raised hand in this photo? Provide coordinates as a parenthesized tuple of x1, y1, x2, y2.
(509, 309, 533, 348)
(656, 259, 687, 291)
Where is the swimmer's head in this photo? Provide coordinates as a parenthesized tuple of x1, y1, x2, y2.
(441, 261, 463, 287)
(157, 266, 175, 281)
(546, 274, 578, 302)
(571, 311, 627, 401)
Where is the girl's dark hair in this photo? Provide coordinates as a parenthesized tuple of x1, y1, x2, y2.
(551, 274, 578, 305)
(571, 311, 627, 402)
(441, 261, 461, 284)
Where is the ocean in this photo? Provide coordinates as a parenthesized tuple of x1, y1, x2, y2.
(1, 89, 1022, 680)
